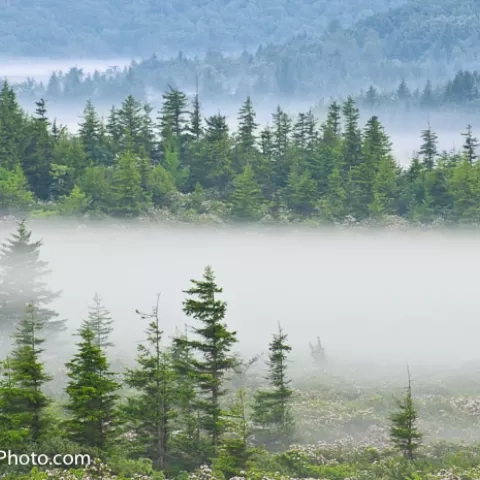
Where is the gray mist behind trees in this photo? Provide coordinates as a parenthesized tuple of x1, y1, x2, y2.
(1, 221, 480, 369)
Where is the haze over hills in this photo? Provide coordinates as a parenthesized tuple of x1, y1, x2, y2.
(0, 0, 407, 57)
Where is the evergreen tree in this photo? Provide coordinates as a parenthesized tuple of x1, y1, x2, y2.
(230, 165, 262, 220)
(187, 89, 203, 142)
(309, 336, 327, 368)
(252, 324, 294, 448)
(364, 85, 378, 108)
(0, 220, 64, 346)
(462, 124, 479, 164)
(8, 303, 52, 444)
(0, 165, 34, 211)
(199, 115, 234, 192)
(110, 150, 151, 216)
(82, 293, 114, 348)
(0, 81, 27, 170)
(342, 97, 362, 169)
(397, 79, 411, 105)
(214, 388, 257, 478)
(117, 95, 145, 154)
(420, 80, 436, 108)
(21, 99, 54, 200)
(237, 96, 258, 152)
(124, 295, 177, 470)
(78, 100, 102, 166)
(321, 167, 347, 220)
(170, 326, 203, 470)
(174, 266, 238, 458)
(419, 124, 438, 169)
(389, 366, 422, 460)
(65, 324, 120, 450)
(0, 356, 30, 448)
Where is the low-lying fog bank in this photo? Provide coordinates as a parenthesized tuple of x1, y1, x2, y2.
(1, 219, 480, 372)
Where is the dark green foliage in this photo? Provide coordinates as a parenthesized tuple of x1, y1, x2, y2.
(123, 296, 177, 471)
(389, 367, 422, 460)
(64, 324, 120, 451)
(462, 125, 479, 164)
(252, 325, 294, 449)
(2, 303, 52, 446)
(4, 89, 480, 225)
(174, 266, 238, 458)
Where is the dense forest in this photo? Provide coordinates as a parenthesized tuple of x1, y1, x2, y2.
(1, 81, 480, 225)
(0, 0, 406, 57)
(12, 66, 480, 113)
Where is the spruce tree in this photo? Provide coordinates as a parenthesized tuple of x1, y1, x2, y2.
(0, 356, 29, 448)
(389, 367, 422, 460)
(124, 295, 177, 470)
(342, 97, 363, 169)
(0, 220, 64, 347)
(78, 100, 102, 165)
(215, 388, 257, 478)
(174, 266, 238, 458)
(82, 293, 114, 348)
(187, 89, 203, 142)
(0, 165, 34, 211)
(22, 99, 54, 200)
(8, 302, 52, 444)
(230, 165, 262, 220)
(309, 336, 327, 368)
(110, 150, 151, 216)
(170, 326, 203, 469)
(65, 324, 120, 451)
(237, 96, 258, 152)
(252, 324, 294, 448)
(117, 95, 145, 154)
(0, 81, 27, 170)
(419, 124, 438, 169)
(462, 124, 479, 164)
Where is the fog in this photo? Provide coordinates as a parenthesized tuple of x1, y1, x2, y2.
(0, 58, 133, 83)
(1, 219, 480, 372)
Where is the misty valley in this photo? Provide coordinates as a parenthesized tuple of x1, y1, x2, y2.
(2, 218, 480, 480)
(3, 0, 480, 478)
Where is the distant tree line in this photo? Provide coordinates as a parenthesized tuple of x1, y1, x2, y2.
(12, 64, 480, 114)
(359, 70, 480, 112)
(2, 81, 480, 224)
(2, 0, 478, 98)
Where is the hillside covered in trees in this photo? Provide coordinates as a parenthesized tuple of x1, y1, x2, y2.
(2, 0, 479, 95)
(0, 0, 407, 57)
(1, 81, 480, 225)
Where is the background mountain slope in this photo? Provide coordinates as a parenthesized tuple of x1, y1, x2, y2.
(1, 0, 405, 57)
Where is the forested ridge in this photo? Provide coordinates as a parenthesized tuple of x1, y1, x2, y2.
(1, 81, 480, 225)
(3, 0, 479, 95)
(0, 0, 407, 57)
